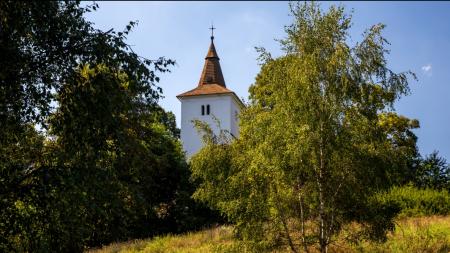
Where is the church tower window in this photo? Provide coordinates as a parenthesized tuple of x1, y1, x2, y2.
(207, 104, 210, 115)
(201, 105, 205, 115)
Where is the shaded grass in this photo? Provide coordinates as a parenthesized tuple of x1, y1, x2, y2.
(88, 216, 450, 253)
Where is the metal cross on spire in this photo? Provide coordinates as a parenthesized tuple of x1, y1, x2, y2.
(209, 23, 216, 40)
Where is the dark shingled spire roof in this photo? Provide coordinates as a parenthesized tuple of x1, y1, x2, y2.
(197, 38, 226, 87)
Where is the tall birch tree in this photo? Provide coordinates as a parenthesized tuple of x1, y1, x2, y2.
(190, 2, 419, 252)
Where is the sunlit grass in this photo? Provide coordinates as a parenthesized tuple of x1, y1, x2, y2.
(87, 226, 235, 253)
(352, 216, 450, 253)
(88, 216, 450, 253)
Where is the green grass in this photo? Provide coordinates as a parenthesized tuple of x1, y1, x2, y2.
(352, 216, 450, 253)
(87, 226, 236, 253)
(87, 216, 450, 253)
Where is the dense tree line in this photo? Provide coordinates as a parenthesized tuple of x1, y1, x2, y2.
(0, 1, 217, 252)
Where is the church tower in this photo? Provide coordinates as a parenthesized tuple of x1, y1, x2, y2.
(177, 28, 244, 158)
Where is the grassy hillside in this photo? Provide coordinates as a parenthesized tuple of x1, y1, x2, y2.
(88, 216, 450, 253)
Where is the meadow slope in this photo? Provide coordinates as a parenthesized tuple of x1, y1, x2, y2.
(88, 216, 450, 253)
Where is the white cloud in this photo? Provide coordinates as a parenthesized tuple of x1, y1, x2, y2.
(421, 64, 432, 76)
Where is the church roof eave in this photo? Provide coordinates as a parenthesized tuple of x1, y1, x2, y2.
(177, 85, 245, 109)
(176, 83, 233, 98)
(177, 28, 245, 108)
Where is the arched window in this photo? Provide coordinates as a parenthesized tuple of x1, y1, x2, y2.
(206, 104, 210, 115)
(201, 105, 205, 115)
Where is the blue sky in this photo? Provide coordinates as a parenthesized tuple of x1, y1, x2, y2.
(84, 1, 450, 160)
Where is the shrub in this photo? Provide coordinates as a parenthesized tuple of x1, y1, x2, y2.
(374, 184, 450, 218)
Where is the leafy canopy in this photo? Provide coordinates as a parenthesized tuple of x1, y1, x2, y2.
(0, 1, 213, 252)
(191, 2, 419, 252)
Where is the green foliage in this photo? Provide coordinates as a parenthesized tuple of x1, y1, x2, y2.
(0, 0, 174, 125)
(413, 151, 450, 191)
(0, 125, 49, 252)
(374, 185, 450, 218)
(190, 2, 419, 252)
(0, 1, 215, 252)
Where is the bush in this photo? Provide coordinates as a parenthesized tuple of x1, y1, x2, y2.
(374, 184, 450, 218)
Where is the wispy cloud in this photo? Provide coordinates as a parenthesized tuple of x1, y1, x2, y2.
(421, 64, 432, 76)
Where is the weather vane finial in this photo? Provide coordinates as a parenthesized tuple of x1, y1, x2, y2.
(209, 23, 215, 41)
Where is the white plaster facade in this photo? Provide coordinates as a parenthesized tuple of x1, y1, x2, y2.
(179, 93, 242, 158)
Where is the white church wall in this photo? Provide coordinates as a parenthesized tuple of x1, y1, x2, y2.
(230, 97, 241, 138)
(180, 94, 234, 158)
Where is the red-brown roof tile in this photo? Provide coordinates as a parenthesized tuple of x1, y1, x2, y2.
(198, 39, 226, 87)
(177, 83, 233, 98)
